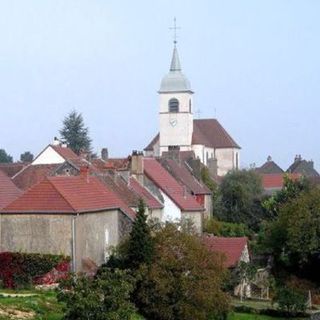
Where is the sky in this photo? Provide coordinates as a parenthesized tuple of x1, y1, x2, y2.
(0, 0, 319, 171)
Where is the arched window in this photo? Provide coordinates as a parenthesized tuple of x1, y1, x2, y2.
(169, 98, 179, 113)
(189, 99, 192, 113)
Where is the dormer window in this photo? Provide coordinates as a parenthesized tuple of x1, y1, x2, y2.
(169, 98, 179, 113)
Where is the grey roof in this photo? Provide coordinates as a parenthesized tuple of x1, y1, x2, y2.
(287, 156, 319, 177)
(159, 45, 192, 93)
(256, 157, 284, 174)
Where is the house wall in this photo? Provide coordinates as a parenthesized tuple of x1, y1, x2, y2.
(75, 209, 126, 272)
(146, 208, 163, 222)
(160, 191, 181, 221)
(181, 211, 203, 234)
(0, 213, 72, 255)
(32, 146, 65, 165)
(204, 194, 213, 219)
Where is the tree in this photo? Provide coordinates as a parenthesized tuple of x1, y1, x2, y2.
(136, 223, 229, 320)
(263, 175, 311, 218)
(127, 199, 154, 269)
(104, 199, 154, 271)
(261, 187, 320, 280)
(20, 151, 34, 163)
(0, 149, 13, 163)
(214, 169, 266, 230)
(58, 268, 136, 320)
(59, 110, 92, 155)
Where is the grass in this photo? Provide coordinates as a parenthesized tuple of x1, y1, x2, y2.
(228, 312, 288, 319)
(0, 290, 63, 320)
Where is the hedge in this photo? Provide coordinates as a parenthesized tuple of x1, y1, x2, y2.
(0, 252, 70, 288)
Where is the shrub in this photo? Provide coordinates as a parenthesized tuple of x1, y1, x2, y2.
(0, 252, 70, 288)
(273, 287, 307, 314)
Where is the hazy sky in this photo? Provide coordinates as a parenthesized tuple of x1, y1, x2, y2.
(1, 0, 319, 170)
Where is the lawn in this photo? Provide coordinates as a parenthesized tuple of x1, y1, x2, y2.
(229, 313, 288, 320)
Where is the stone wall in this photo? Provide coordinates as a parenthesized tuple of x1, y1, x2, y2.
(0, 214, 72, 255)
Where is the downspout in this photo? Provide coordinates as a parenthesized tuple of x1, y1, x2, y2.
(71, 214, 78, 273)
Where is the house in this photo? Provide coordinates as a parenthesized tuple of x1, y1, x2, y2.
(203, 236, 250, 297)
(158, 157, 212, 218)
(287, 155, 319, 177)
(144, 40, 240, 176)
(203, 236, 249, 268)
(261, 173, 301, 195)
(256, 156, 284, 174)
(0, 170, 22, 209)
(0, 171, 135, 272)
(142, 157, 205, 233)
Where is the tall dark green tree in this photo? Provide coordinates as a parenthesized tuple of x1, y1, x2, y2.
(0, 149, 13, 163)
(59, 110, 92, 155)
(127, 199, 154, 269)
(20, 151, 34, 163)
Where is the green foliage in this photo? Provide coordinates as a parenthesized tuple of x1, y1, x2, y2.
(214, 170, 266, 230)
(58, 268, 136, 320)
(261, 188, 320, 269)
(263, 175, 311, 218)
(59, 110, 92, 155)
(136, 223, 230, 320)
(20, 151, 34, 162)
(273, 287, 307, 314)
(0, 149, 13, 163)
(127, 199, 154, 269)
(201, 166, 218, 194)
(204, 218, 252, 237)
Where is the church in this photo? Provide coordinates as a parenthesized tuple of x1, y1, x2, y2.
(144, 40, 240, 176)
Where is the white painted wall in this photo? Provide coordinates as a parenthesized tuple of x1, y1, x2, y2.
(159, 92, 193, 154)
(32, 145, 65, 165)
(160, 190, 181, 222)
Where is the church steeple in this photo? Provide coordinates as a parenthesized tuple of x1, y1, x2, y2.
(170, 45, 181, 72)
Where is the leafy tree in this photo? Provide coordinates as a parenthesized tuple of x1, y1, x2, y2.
(204, 217, 251, 237)
(58, 268, 136, 320)
(20, 151, 34, 163)
(214, 169, 266, 230)
(0, 149, 13, 163)
(263, 175, 311, 217)
(273, 287, 307, 314)
(136, 223, 229, 320)
(261, 188, 320, 280)
(59, 110, 92, 155)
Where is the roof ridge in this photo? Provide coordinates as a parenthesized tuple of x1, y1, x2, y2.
(47, 177, 77, 213)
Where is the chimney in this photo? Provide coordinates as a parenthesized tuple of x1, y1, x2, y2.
(80, 165, 90, 182)
(267, 155, 272, 162)
(207, 157, 218, 177)
(131, 151, 144, 184)
(101, 148, 109, 161)
(53, 137, 61, 146)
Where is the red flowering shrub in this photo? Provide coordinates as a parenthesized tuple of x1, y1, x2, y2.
(0, 252, 70, 288)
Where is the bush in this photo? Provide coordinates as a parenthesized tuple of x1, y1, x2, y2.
(0, 252, 70, 288)
(204, 218, 251, 237)
(58, 268, 136, 320)
(273, 287, 307, 314)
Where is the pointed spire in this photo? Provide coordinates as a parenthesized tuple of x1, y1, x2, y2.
(170, 45, 181, 71)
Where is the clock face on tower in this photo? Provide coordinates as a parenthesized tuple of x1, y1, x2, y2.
(169, 119, 177, 127)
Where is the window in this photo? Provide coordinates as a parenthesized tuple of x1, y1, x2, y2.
(168, 145, 180, 151)
(189, 99, 192, 113)
(169, 98, 179, 113)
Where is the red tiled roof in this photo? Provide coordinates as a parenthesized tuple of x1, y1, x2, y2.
(97, 174, 140, 208)
(143, 158, 204, 212)
(159, 158, 211, 195)
(2, 175, 135, 219)
(51, 145, 79, 160)
(144, 119, 239, 151)
(203, 236, 248, 268)
(12, 164, 59, 191)
(129, 177, 163, 210)
(104, 158, 130, 170)
(193, 119, 240, 149)
(0, 163, 26, 178)
(0, 170, 22, 209)
(261, 173, 300, 189)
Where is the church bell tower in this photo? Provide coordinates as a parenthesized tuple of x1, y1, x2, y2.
(158, 25, 194, 155)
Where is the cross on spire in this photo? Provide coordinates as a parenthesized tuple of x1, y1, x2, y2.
(169, 17, 181, 45)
